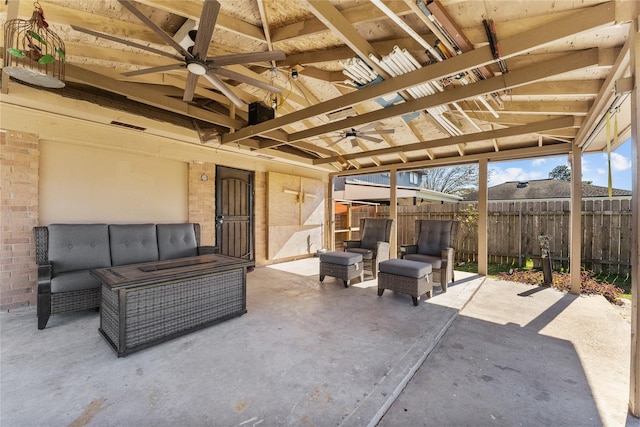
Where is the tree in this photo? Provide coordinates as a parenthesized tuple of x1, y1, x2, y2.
(549, 165, 571, 181)
(420, 165, 478, 196)
(548, 165, 593, 184)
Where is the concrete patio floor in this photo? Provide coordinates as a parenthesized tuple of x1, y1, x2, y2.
(0, 257, 635, 426)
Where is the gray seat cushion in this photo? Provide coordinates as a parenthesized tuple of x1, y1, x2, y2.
(379, 259, 432, 278)
(109, 224, 159, 266)
(157, 223, 198, 260)
(404, 254, 443, 270)
(320, 251, 363, 266)
(51, 270, 102, 293)
(48, 224, 111, 275)
(345, 247, 373, 260)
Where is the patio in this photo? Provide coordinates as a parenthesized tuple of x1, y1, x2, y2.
(0, 257, 633, 426)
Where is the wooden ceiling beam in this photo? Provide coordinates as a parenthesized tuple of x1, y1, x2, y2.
(221, 2, 615, 145)
(508, 80, 604, 97)
(286, 49, 599, 144)
(10, 1, 166, 44)
(332, 143, 573, 178)
(134, 0, 267, 43)
(271, 1, 413, 43)
(63, 64, 245, 129)
(302, 0, 391, 79)
(280, 36, 437, 67)
(316, 116, 575, 165)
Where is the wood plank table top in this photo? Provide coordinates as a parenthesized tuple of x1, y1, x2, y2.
(91, 254, 254, 289)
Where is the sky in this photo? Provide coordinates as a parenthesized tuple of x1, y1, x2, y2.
(489, 138, 634, 191)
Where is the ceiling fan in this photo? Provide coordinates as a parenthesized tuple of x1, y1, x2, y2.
(327, 122, 394, 148)
(71, 0, 285, 108)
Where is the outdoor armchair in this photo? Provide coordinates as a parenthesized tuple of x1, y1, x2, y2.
(344, 217, 395, 278)
(401, 219, 458, 291)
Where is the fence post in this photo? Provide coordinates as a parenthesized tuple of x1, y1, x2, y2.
(538, 235, 552, 286)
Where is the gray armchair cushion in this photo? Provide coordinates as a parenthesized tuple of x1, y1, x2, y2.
(417, 220, 453, 256)
(157, 223, 198, 260)
(48, 224, 111, 274)
(109, 224, 159, 266)
(360, 219, 390, 250)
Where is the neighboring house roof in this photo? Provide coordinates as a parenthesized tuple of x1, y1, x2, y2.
(463, 179, 632, 201)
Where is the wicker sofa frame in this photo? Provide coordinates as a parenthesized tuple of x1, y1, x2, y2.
(34, 223, 216, 330)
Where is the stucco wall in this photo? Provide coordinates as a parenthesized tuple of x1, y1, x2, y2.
(39, 140, 188, 224)
(0, 98, 329, 309)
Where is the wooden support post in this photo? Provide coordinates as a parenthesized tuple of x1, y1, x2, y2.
(629, 17, 640, 418)
(328, 177, 335, 251)
(390, 168, 398, 259)
(569, 144, 582, 295)
(478, 159, 488, 275)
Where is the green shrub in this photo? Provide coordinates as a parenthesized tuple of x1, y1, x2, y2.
(497, 268, 624, 306)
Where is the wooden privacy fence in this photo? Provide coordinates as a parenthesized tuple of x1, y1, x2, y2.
(334, 199, 633, 275)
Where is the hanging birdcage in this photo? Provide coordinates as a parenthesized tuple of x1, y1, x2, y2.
(3, 2, 65, 88)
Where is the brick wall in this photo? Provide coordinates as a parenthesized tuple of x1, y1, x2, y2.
(188, 162, 216, 246)
(0, 131, 39, 310)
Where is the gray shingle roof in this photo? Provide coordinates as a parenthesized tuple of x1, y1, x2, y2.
(463, 179, 632, 201)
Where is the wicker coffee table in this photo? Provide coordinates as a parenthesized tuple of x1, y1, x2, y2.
(91, 254, 253, 356)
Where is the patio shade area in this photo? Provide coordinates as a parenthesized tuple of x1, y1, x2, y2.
(0, 258, 631, 426)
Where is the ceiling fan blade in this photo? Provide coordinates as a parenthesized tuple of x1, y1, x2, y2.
(326, 137, 346, 147)
(191, 0, 220, 59)
(359, 135, 384, 143)
(203, 71, 245, 108)
(71, 25, 183, 62)
(360, 128, 395, 135)
(212, 68, 283, 94)
(117, 0, 191, 58)
(183, 73, 200, 102)
(123, 63, 184, 77)
(357, 121, 385, 132)
(207, 51, 286, 66)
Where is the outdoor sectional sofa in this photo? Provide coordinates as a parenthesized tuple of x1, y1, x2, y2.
(34, 223, 216, 329)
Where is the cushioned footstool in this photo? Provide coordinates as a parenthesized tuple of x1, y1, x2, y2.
(319, 251, 363, 288)
(378, 259, 433, 306)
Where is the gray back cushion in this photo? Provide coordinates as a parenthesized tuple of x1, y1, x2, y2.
(157, 223, 198, 260)
(417, 220, 453, 256)
(360, 218, 390, 250)
(109, 224, 159, 266)
(48, 224, 111, 274)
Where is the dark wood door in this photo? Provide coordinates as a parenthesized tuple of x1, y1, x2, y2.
(215, 166, 254, 260)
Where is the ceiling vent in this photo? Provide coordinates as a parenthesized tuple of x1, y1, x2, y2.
(110, 121, 146, 131)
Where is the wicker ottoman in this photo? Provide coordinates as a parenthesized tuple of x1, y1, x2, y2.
(378, 259, 433, 306)
(319, 251, 364, 288)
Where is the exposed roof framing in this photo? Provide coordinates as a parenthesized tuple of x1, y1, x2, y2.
(0, 0, 633, 172)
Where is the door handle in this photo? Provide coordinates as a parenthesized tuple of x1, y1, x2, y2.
(216, 215, 224, 225)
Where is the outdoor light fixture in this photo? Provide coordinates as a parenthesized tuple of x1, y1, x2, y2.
(3, 2, 66, 88)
